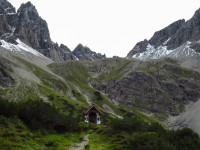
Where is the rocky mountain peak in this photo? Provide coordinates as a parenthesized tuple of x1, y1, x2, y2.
(126, 39, 148, 58)
(17, 2, 39, 20)
(0, 0, 15, 14)
(0, 0, 106, 62)
(74, 43, 89, 52)
(0, 0, 8, 3)
(60, 44, 71, 52)
(0, 0, 16, 39)
(127, 19, 186, 59)
(14, 1, 52, 50)
(165, 10, 200, 50)
(149, 19, 185, 48)
(127, 7, 200, 61)
(193, 8, 200, 18)
(73, 43, 106, 61)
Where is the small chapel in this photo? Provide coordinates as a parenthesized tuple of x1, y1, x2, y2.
(84, 105, 102, 125)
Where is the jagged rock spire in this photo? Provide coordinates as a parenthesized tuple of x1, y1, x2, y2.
(17, 2, 39, 20)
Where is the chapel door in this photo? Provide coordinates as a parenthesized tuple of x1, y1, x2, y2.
(89, 112, 97, 124)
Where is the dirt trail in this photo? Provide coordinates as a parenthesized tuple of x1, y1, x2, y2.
(67, 134, 90, 150)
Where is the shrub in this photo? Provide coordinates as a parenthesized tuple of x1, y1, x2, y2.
(109, 117, 149, 133)
(148, 122, 166, 135)
(84, 144, 90, 150)
(0, 98, 18, 117)
(45, 140, 58, 147)
(172, 128, 200, 150)
(94, 91, 103, 100)
(108, 116, 200, 150)
(126, 132, 175, 150)
(0, 98, 80, 132)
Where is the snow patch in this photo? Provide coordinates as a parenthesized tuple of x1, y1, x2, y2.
(132, 43, 173, 60)
(5, 7, 11, 11)
(132, 40, 199, 61)
(0, 40, 17, 51)
(7, 13, 16, 15)
(11, 27, 15, 36)
(168, 41, 199, 58)
(0, 39, 46, 58)
(146, 43, 155, 51)
(163, 38, 171, 45)
(16, 39, 43, 56)
(74, 55, 79, 60)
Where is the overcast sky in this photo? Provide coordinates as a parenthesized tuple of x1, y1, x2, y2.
(8, 0, 200, 57)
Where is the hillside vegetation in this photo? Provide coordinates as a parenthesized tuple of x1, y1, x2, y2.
(1, 97, 200, 150)
(1, 53, 200, 149)
(49, 58, 200, 118)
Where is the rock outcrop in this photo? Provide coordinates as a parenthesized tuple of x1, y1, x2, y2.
(127, 39, 148, 57)
(73, 44, 106, 61)
(0, 0, 17, 42)
(91, 58, 200, 116)
(0, 56, 14, 88)
(16, 2, 52, 50)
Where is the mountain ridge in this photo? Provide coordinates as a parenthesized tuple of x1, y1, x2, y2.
(127, 7, 200, 64)
(0, 0, 106, 62)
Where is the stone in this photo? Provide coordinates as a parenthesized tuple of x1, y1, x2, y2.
(91, 60, 200, 116)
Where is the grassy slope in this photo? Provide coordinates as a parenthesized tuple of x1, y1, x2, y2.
(88, 133, 113, 150)
(3, 56, 199, 119)
(49, 58, 199, 118)
(136, 58, 200, 80)
(0, 56, 89, 121)
(49, 60, 125, 116)
(93, 58, 134, 81)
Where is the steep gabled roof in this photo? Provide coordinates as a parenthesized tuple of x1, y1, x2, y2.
(84, 105, 103, 115)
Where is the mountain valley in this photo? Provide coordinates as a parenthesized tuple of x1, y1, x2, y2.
(1, 0, 200, 149)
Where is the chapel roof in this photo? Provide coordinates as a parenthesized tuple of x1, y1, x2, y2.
(84, 105, 103, 115)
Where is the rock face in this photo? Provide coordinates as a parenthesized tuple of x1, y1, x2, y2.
(73, 44, 106, 61)
(0, 0, 17, 42)
(127, 39, 148, 57)
(127, 8, 200, 61)
(0, 57, 14, 88)
(91, 58, 200, 116)
(16, 2, 52, 50)
(0, 0, 106, 62)
(149, 19, 185, 49)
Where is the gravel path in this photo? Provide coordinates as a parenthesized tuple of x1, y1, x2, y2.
(67, 134, 90, 150)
